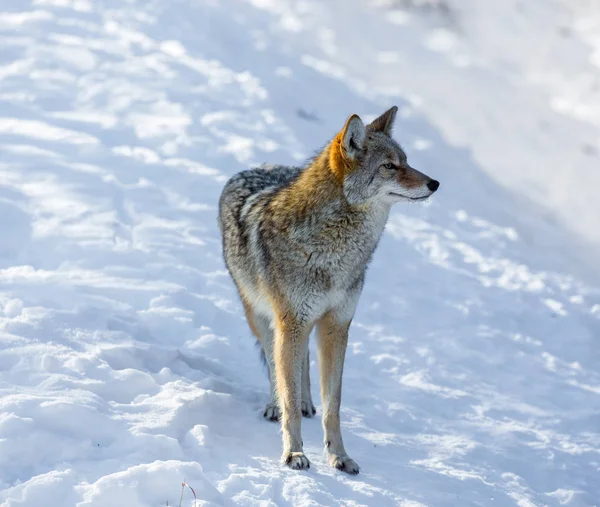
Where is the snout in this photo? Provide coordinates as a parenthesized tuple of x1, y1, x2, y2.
(384, 168, 439, 203)
(427, 179, 440, 192)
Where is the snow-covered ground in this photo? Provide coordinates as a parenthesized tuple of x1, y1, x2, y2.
(1, 0, 599, 506)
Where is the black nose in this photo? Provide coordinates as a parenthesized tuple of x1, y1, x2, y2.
(427, 179, 440, 192)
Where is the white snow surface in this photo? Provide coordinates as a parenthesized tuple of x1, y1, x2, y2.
(1, 0, 599, 506)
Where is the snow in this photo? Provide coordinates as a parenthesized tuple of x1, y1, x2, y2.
(0, 0, 599, 506)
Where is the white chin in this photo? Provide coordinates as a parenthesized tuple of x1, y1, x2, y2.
(385, 192, 430, 203)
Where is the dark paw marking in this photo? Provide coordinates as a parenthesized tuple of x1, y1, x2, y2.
(331, 455, 360, 475)
(284, 452, 310, 470)
(301, 401, 316, 418)
(263, 403, 280, 422)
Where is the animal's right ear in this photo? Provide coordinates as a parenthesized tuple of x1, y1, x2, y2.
(366, 105, 398, 136)
(340, 114, 366, 160)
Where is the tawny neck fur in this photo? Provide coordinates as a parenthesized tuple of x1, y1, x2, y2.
(278, 140, 359, 218)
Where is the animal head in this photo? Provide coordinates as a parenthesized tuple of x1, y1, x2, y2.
(329, 106, 440, 206)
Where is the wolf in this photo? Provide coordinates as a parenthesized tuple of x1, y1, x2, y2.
(217, 106, 439, 474)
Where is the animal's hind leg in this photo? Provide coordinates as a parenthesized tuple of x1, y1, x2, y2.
(301, 341, 316, 418)
(256, 315, 281, 422)
(242, 299, 280, 421)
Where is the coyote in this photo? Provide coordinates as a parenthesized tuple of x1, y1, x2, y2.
(218, 106, 439, 474)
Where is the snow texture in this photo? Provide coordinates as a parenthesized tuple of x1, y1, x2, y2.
(0, 0, 599, 506)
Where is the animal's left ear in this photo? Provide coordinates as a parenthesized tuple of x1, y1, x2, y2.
(340, 114, 366, 160)
(366, 105, 398, 136)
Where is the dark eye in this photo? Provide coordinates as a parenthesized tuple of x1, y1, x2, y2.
(384, 162, 395, 169)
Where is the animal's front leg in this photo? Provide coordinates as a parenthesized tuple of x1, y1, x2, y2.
(274, 311, 311, 470)
(316, 311, 359, 474)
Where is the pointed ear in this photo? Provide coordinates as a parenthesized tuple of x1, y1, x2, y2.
(366, 106, 398, 136)
(340, 114, 366, 160)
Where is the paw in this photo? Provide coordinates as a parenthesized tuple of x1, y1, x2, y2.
(283, 451, 311, 470)
(301, 400, 316, 418)
(263, 402, 280, 422)
(329, 454, 359, 475)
